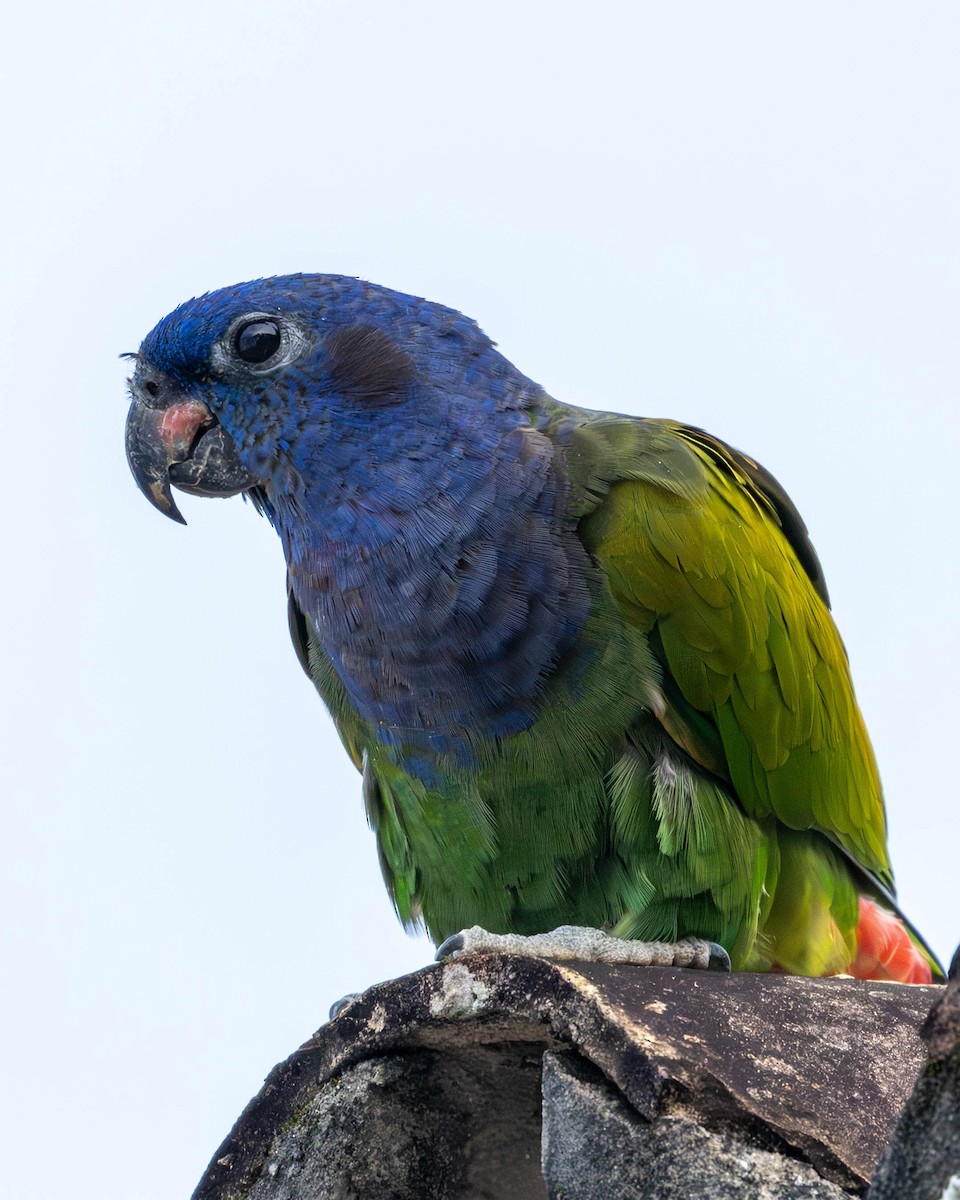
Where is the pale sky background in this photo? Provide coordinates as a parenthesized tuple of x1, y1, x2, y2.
(2, 3, 958, 1197)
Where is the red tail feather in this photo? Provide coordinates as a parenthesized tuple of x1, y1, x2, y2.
(848, 896, 933, 984)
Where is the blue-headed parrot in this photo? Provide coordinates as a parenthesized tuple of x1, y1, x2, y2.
(124, 275, 940, 983)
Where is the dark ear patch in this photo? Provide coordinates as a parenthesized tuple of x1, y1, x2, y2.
(326, 324, 417, 401)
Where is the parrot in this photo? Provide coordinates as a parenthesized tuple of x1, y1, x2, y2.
(124, 273, 941, 983)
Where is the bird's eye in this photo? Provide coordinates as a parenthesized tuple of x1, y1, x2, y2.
(234, 319, 282, 364)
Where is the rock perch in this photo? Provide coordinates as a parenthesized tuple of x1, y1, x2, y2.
(191, 955, 942, 1199)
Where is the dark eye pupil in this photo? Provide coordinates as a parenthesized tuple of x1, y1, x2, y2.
(235, 319, 282, 364)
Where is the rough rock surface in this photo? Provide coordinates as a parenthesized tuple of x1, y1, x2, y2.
(868, 947, 960, 1198)
(192, 955, 941, 1200)
(541, 1050, 848, 1200)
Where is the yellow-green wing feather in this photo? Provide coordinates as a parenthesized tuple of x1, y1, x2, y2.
(573, 417, 892, 892)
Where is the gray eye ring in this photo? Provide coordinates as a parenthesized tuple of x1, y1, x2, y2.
(213, 311, 311, 376)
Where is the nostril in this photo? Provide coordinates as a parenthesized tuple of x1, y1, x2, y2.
(144, 380, 160, 398)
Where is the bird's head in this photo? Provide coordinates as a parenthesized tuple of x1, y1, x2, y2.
(125, 274, 528, 525)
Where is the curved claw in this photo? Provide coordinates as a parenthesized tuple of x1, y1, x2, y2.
(435, 933, 465, 961)
(706, 942, 732, 973)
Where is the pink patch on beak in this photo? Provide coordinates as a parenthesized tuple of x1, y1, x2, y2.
(158, 401, 212, 460)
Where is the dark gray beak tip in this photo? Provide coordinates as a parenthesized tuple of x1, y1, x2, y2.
(124, 400, 188, 525)
(161, 493, 188, 525)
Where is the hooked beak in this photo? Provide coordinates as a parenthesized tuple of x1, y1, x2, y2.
(124, 363, 258, 524)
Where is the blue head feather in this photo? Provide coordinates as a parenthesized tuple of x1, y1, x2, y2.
(140, 275, 593, 770)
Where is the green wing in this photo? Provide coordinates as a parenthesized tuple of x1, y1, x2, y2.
(570, 415, 892, 893)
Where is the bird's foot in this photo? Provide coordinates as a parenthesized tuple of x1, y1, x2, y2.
(435, 925, 730, 972)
